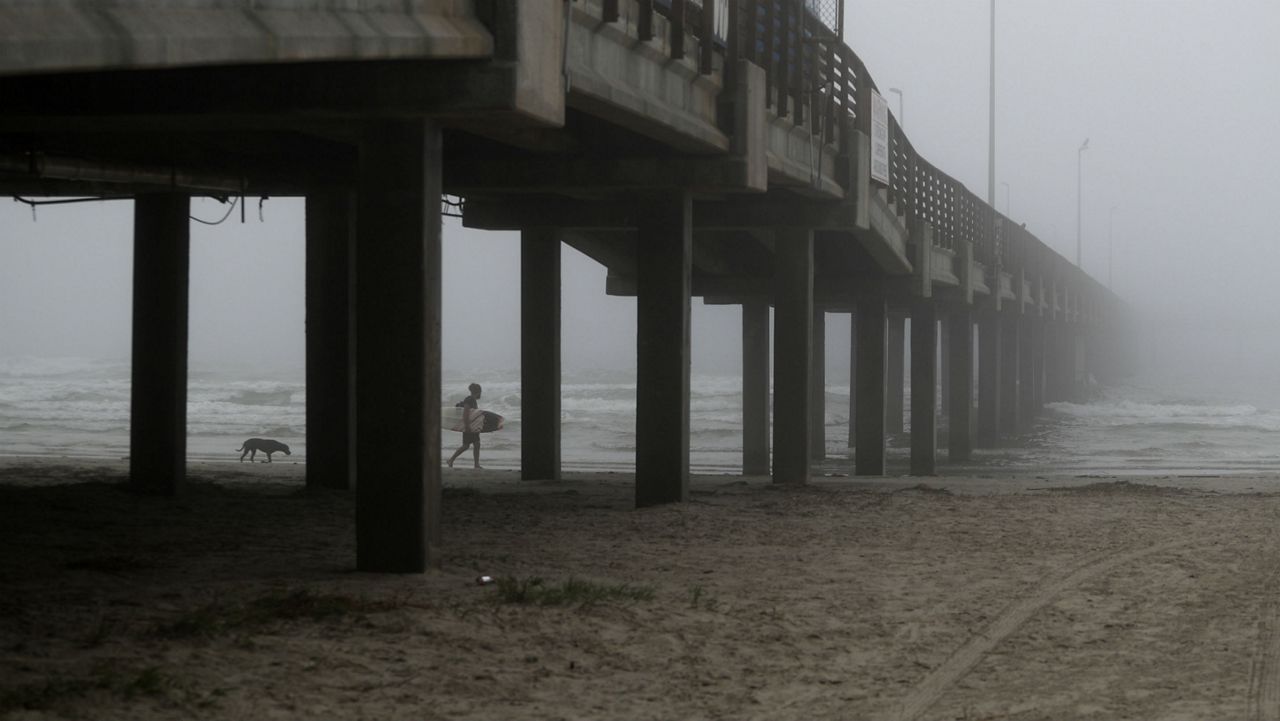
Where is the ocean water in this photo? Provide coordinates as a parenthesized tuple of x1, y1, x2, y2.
(3, 356, 1279, 476)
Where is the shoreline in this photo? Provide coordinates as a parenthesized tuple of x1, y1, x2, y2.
(5, 457, 1280, 719)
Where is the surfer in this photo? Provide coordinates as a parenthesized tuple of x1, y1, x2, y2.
(447, 383, 484, 469)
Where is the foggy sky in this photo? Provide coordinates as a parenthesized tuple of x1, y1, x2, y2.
(2, 2, 1278, 381)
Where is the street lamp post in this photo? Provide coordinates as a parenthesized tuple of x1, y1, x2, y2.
(988, 0, 996, 207)
(1076, 137, 1089, 267)
(888, 87, 904, 130)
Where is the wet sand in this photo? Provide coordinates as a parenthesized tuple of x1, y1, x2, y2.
(3, 456, 1280, 720)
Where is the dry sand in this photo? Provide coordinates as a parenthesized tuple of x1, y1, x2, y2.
(3, 457, 1280, 720)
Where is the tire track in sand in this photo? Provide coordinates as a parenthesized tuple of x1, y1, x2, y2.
(1247, 550, 1280, 721)
(890, 540, 1192, 721)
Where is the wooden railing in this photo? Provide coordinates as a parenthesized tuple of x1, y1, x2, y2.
(593, 0, 1100, 294)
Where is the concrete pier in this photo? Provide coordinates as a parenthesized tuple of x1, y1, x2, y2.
(521, 228, 562, 481)
(129, 193, 190, 495)
(354, 120, 442, 573)
(977, 311, 1002, 448)
(940, 320, 951, 415)
(772, 228, 813, 485)
(855, 288, 887, 475)
(1019, 315, 1038, 427)
(910, 300, 938, 475)
(742, 300, 770, 475)
(1000, 314, 1021, 435)
(847, 312, 857, 451)
(305, 190, 355, 491)
(948, 309, 974, 462)
(810, 308, 826, 461)
(886, 314, 906, 435)
(635, 192, 692, 506)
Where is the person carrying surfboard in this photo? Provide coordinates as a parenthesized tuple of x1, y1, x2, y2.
(447, 383, 484, 469)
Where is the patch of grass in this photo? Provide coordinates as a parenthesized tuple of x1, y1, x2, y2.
(494, 576, 654, 607)
(688, 585, 720, 611)
(153, 589, 402, 639)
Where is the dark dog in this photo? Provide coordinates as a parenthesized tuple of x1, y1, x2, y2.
(237, 438, 291, 463)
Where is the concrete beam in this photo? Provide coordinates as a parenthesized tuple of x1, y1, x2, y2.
(521, 228, 562, 481)
(305, 189, 355, 491)
(464, 195, 859, 232)
(567, 1, 727, 153)
(129, 193, 190, 495)
(0, 2, 494, 77)
(355, 119, 441, 573)
(635, 191, 692, 506)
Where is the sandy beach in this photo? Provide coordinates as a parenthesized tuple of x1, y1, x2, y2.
(3, 457, 1280, 720)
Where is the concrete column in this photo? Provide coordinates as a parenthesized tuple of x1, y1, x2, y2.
(1000, 314, 1021, 434)
(521, 228, 561, 481)
(305, 190, 355, 491)
(742, 300, 770, 475)
(846, 311, 857, 452)
(810, 308, 826, 461)
(976, 311, 1002, 448)
(355, 119, 441, 573)
(948, 309, 974, 462)
(910, 300, 938, 475)
(636, 191, 692, 506)
(886, 314, 905, 435)
(1031, 319, 1046, 412)
(772, 228, 813, 484)
(939, 319, 951, 414)
(129, 193, 190, 495)
(855, 289, 887, 475)
(1046, 323, 1067, 402)
(1019, 315, 1037, 427)
(1075, 330, 1088, 399)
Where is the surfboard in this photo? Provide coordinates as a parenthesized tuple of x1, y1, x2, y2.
(441, 406, 505, 433)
